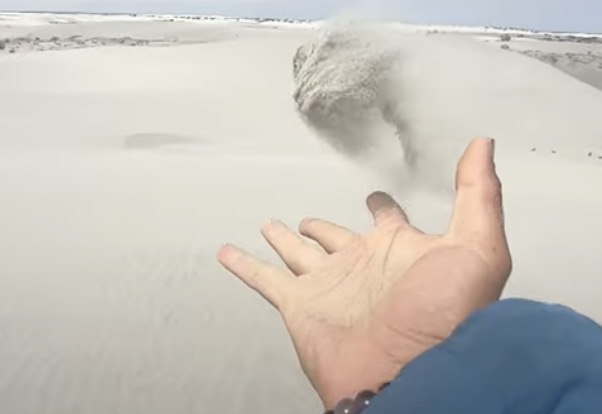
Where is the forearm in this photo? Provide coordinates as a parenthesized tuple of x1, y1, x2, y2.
(365, 299, 602, 414)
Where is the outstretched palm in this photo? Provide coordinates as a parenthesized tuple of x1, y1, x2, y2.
(217, 138, 512, 410)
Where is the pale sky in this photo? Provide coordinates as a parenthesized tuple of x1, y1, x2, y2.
(0, 0, 600, 34)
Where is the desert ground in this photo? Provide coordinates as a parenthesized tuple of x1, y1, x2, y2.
(0, 12, 601, 414)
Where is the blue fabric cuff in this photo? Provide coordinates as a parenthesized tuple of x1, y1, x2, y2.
(365, 299, 602, 414)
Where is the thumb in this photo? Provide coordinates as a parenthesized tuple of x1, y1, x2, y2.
(448, 138, 506, 246)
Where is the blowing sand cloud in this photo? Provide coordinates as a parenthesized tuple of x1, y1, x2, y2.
(292, 20, 426, 191)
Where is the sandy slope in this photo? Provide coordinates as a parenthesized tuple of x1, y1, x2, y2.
(479, 34, 602, 91)
(0, 15, 601, 414)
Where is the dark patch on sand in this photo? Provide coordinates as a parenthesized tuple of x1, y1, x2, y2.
(124, 133, 209, 150)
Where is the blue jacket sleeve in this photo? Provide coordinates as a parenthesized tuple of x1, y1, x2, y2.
(365, 299, 602, 414)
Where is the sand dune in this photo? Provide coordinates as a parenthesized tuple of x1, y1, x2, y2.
(0, 13, 601, 414)
(477, 32, 602, 91)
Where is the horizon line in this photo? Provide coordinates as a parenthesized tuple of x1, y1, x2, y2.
(1, 9, 601, 36)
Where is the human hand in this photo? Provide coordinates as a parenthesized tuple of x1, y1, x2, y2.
(217, 138, 512, 410)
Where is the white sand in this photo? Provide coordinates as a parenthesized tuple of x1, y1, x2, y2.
(1, 13, 601, 414)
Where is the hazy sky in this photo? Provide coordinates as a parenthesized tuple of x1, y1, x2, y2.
(0, 0, 599, 33)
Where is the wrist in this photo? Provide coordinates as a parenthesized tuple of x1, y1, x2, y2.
(317, 336, 401, 410)
(319, 325, 439, 410)
(321, 376, 384, 411)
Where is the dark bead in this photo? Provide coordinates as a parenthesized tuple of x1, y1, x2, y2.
(333, 398, 355, 414)
(356, 390, 376, 401)
(326, 383, 391, 414)
(352, 390, 377, 412)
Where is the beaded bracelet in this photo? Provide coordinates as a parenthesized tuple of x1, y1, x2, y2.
(323, 382, 391, 414)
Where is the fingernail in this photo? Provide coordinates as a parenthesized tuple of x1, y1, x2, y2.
(216, 244, 229, 260)
(261, 219, 280, 232)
